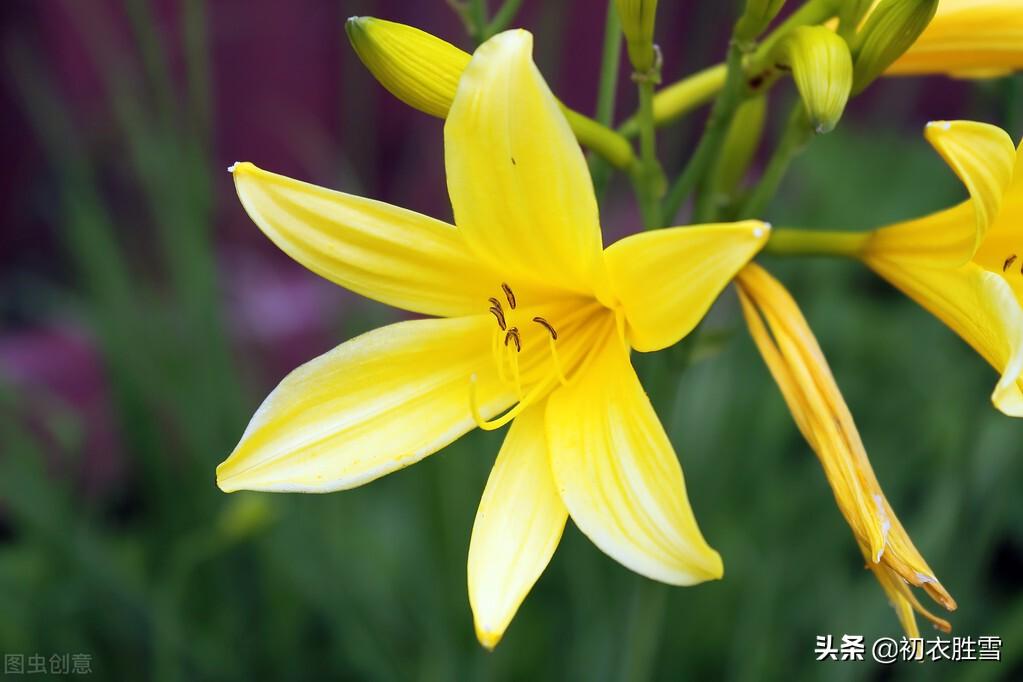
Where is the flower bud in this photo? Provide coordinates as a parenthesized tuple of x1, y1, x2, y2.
(615, 0, 658, 72)
(776, 26, 853, 134)
(850, 0, 939, 93)
(345, 16, 470, 118)
(735, 0, 786, 41)
(709, 93, 767, 198)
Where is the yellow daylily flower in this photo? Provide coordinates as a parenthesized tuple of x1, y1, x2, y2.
(736, 263, 956, 637)
(886, 0, 1023, 78)
(217, 30, 771, 648)
(862, 120, 1023, 417)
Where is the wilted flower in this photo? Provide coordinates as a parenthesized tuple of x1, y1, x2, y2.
(736, 263, 956, 637)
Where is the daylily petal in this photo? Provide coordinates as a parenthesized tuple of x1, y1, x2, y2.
(974, 137, 1023, 286)
(865, 259, 1023, 416)
(217, 316, 514, 492)
(231, 162, 496, 318)
(467, 402, 567, 650)
(925, 120, 1016, 249)
(885, 0, 1023, 79)
(444, 30, 610, 302)
(866, 121, 1016, 266)
(605, 221, 771, 352)
(546, 333, 723, 585)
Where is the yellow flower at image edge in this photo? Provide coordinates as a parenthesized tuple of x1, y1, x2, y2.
(217, 30, 770, 648)
(885, 0, 1023, 78)
(862, 120, 1023, 416)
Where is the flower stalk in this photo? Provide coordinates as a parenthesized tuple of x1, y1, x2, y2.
(763, 228, 872, 258)
(739, 105, 815, 218)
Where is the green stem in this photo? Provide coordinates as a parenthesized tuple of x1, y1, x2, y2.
(661, 40, 747, 225)
(595, 2, 622, 128)
(637, 79, 657, 164)
(590, 0, 624, 197)
(740, 105, 813, 218)
(469, 0, 488, 42)
(763, 227, 871, 257)
(621, 0, 840, 135)
(634, 77, 662, 228)
(485, 0, 524, 38)
(619, 63, 726, 137)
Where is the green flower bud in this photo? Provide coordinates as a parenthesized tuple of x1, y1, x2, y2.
(345, 16, 470, 118)
(850, 0, 939, 93)
(616, 0, 658, 73)
(776, 26, 853, 134)
(709, 93, 767, 198)
(735, 0, 787, 41)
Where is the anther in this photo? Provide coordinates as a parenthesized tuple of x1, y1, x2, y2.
(1004, 254, 1017, 272)
(504, 327, 521, 352)
(501, 283, 517, 309)
(489, 306, 507, 330)
(532, 317, 558, 340)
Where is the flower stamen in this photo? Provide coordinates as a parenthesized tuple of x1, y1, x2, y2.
(504, 327, 521, 352)
(468, 372, 555, 431)
(501, 282, 517, 309)
(531, 316, 557, 340)
(489, 305, 507, 330)
(1004, 254, 1017, 272)
(492, 329, 510, 384)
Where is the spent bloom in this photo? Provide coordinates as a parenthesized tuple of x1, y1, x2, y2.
(218, 30, 770, 648)
(736, 264, 956, 637)
(862, 120, 1023, 417)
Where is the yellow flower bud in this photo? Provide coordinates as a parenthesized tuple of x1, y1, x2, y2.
(345, 16, 470, 118)
(735, 0, 787, 41)
(775, 26, 853, 134)
(615, 0, 658, 72)
(850, 0, 939, 93)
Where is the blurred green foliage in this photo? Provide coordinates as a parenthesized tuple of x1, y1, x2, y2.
(2, 2, 1022, 680)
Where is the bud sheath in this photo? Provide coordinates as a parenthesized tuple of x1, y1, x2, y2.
(850, 0, 939, 93)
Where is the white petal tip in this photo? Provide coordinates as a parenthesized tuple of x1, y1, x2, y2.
(753, 222, 771, 239)
(227, 163, 238, 173)
(926, 120, 952, 131)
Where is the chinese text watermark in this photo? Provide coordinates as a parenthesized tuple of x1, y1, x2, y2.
(3, 654, 92, 676)
(814, 635, 1001, 663)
